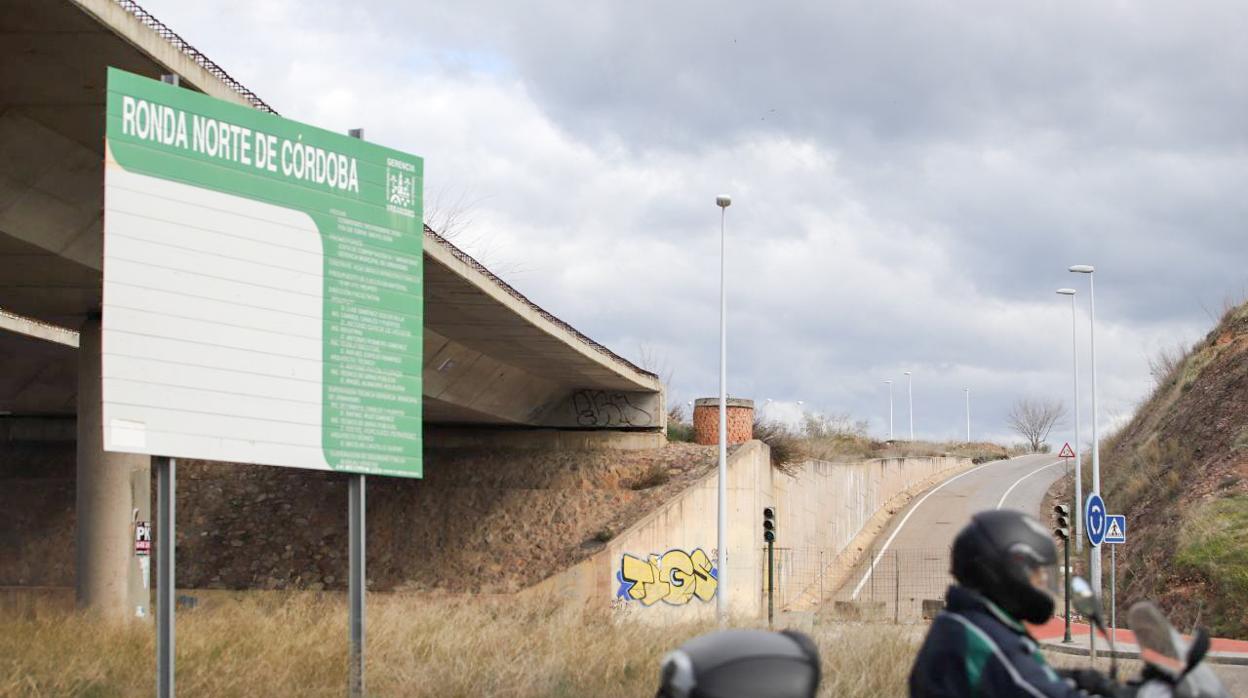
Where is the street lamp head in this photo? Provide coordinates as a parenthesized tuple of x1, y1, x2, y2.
(1056, 288, 1077, 296)
(883, 379, 892, 384)
(1069, 265, 1095, 274)
(716, 195, 732, 208)
(904, 371, 912, 376)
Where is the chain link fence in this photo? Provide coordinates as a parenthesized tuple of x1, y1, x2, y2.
(762, 546, 954, 623)
(764, 541, 1078, 624)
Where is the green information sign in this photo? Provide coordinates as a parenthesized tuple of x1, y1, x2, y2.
(102, 68, 424, 478)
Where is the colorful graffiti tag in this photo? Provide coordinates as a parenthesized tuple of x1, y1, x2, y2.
(616, 548, 718, 606)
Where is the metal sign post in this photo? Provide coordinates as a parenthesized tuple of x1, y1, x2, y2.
(1104, 514, 1126, 645)
(346, 127, 367, 698)
(1084, 493, 1106, 661)
(153, 74, 180, 698)
(348, 474, 366, 697)
(1111, 545, 1116, 640)
(155, 456, 175, 698)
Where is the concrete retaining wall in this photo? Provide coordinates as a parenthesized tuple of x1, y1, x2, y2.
(528, 442, 971, 622)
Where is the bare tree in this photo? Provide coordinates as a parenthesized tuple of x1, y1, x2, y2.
(800, 411, 868, 439)
(636, 342, 675, 388)
(424, 185, 485, 242)
(1006, 398, 1067, 453)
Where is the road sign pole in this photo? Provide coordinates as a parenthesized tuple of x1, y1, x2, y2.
(154, 70, 181, 698)
(1111, 545, 1116, 641)
(1089, 548, 1097, 662)
(348, 474, 366, 697)
(155, 456, 175, 698)
(346, 128, 368, 698)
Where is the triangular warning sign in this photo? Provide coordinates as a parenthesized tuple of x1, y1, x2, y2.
(1058, 442, 1075, 459)
(1106, 519, 1124, 541)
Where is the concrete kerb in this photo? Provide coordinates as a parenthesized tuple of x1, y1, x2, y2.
(1041, 640, 1248, 667)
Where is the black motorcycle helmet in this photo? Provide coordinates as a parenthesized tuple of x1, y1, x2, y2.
(951, 509, 1060, 624)
(655, 629, 820, 698)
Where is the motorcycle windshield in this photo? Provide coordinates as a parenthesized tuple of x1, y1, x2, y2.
(1129, 602, 1185, 678)
(1128, 602, 1231, 698)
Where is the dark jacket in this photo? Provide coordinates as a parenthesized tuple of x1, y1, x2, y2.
(910, 585, 1085, 697)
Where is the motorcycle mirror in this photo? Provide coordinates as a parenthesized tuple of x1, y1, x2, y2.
(1070, 577, 1120, 679)
(1070, 577, 1104, 626)
(1183, 628, 1211, 678)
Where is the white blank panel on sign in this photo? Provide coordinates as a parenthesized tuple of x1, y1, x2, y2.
(102, 166, 330, 470)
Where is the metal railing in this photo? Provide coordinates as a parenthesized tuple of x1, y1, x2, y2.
(112, 0, 278, 114)
(765, 546, 954, 623)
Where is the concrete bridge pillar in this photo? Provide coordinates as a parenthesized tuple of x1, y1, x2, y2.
(75, 314, 151, 620)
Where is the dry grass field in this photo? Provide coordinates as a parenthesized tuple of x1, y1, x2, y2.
(0, 592, 919, 697)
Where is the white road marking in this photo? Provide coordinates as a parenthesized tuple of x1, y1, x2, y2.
(995, 460, 1062, 510)
(849, 456, 1032, 600)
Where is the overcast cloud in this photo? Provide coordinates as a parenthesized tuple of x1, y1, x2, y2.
(138, 0, 1247, 443)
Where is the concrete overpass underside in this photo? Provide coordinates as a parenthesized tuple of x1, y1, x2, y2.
(1, 0, 664, 619)
(1, 0, 663, 430)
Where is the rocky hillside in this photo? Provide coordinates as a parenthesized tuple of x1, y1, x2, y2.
(1099, 300, 1248, 637)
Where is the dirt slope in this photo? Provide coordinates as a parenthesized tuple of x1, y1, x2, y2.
(1096, 301, 1248, 636)
(2, 440, 720, 594)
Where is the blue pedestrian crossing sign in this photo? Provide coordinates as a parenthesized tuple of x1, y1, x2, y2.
(1104, 514, 1127, 545)
(1086, 494, 1107, 547)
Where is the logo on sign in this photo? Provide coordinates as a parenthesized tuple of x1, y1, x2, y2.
(1104, 514, 1127, 544)
(1086, 494, 1107, 547)
(385, 157, 417, 219)
(135, 521, 152, 556)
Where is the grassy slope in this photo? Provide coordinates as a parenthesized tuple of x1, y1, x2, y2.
(1099, 301, 1248, 636)
(0, 594, 918, 697)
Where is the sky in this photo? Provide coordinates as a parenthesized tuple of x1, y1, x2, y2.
(137, 0, 1247, 444)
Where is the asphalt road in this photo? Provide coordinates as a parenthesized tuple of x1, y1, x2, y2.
(834, 454, 1068, 618)
(824, 454, 1248, 689)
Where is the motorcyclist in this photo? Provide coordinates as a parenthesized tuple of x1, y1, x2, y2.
(909, 509, 1129, 697)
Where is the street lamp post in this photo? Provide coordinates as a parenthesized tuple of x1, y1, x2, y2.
(1057, 288, 1083, 552)
(715, 195, 731, 622)
(904, 371, 914, 441)
(964, 388, 971, 443)
(1069, 265, 1100, 596)
(884, 380, 894, 441)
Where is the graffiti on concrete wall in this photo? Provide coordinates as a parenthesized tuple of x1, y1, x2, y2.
(616, 548, 718, 606)
(573, 390, 654, 427)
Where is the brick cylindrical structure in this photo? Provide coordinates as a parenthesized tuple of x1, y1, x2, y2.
(693, 398, 755, 446)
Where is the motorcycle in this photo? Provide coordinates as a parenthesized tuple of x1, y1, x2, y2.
(654, 577, 1231, 698)
(1069, 576, 1231, 698)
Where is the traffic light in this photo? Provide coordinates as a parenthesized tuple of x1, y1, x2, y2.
(1053, 504, 1071, 541)
(763, 506, 776, 543)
